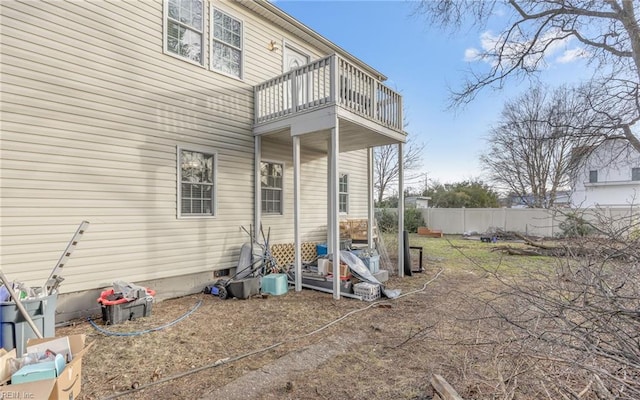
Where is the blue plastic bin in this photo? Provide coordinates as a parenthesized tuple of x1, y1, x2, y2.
(316, 244, 328, 256)
(0, 292, 57, 356)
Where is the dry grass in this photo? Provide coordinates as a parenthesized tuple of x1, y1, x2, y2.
(58, 234, 557, 400)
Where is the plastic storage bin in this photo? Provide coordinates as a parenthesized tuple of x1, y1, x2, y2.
(261, 274, 288, 296)
(353, 282, 381, 302)
(360, 255, 380, 274)
(316, 244, 327, 256)
(0, 292, 57, 356)
(227, 277, 260, 299)
(98, 288, 155, 325)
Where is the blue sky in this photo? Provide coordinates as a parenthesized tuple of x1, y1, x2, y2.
(274, 0, 593, 191)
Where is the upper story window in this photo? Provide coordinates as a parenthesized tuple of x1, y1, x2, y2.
(179, 148, 215, 217)
(261, 162, 283, 214)
(212, 8, 243, 79)
(632, 168, 640, 181)
(165, 0, 204, 65)
(589, 170, 598, 183)
(339, 174, 349, 213)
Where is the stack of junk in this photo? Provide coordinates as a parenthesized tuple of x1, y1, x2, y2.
(98, 281, 156, 325)
(0, 221, 93, 399)
(204, 224, 401, 301)
(205, 225, 289, 300)
(287, 246, 400, 301)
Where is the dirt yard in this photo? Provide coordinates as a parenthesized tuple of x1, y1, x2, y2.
(58, 236, 548, 400)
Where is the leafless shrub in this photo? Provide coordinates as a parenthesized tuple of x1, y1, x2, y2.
(478, 210, 640, 399)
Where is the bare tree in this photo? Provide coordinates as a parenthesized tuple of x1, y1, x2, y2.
(481, 85, 595, 208)
(374, 138, 425, 204)
(416, 0, 640, 151)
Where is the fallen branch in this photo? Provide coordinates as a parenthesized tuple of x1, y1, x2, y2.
(431, 374, 464, 400)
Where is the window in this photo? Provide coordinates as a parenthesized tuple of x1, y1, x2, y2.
(589, 170, 598, 183)
(212, 8, 242, 78)
(339, 174, 349, 213)
(633, 168, 640, 181)
(165, 0, 204, 64)
(179, 148, 215, 217)
(261, 162, 283, 214)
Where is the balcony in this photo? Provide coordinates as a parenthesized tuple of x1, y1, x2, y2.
(253, 54, 405, 150)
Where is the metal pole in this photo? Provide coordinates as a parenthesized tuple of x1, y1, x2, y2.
(0, 269, 43, 339)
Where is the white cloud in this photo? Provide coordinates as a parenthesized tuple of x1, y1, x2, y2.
(464, 29, 579, 68)
(556, 47, 589, 64)
(464, 48, 481, 62)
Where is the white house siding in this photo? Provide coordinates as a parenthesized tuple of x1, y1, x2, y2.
(571, 140, 640, 207)
(0, 0, 373, 302)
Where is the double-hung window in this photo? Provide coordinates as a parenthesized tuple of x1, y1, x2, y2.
(212, 8, 243, 78)
(165, 0, 204, 64)
(261, 162, 283, 214)
(339, 174, 349, 213)
(589, 170, 598, 183)
(179, 148, 215, 217)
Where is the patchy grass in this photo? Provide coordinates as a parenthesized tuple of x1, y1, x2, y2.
(58, 233, 561, 400)
(381, 233, 554, 277)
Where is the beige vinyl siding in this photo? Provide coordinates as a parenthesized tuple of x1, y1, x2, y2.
(260, 139, 329, 244)
(339, 150, 370, 219)
(0, 0, 361, 294)
(219, 2, 326, 83)
(0, 0, 257, 293)
(260, 140, 371, 245)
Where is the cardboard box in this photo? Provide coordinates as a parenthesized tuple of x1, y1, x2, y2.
(26, 336, 72, 362)
(0, 334, 93, 400)
(327, 262, 351, 278)
(0, 348, 17, 385)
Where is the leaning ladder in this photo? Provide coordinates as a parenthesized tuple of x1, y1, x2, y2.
(44, 221, 90, 295)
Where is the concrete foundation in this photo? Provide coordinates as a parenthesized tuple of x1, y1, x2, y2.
(55, 271, 214, 324)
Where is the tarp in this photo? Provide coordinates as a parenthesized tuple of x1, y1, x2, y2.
(339, 251, 401, 299)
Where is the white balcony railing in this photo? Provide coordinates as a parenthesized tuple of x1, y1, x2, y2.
(254, 54, 403, 132)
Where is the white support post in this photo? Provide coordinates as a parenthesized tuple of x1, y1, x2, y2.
(397, 142, 405, 277)
(327, 140, 333, 257)
(254, 136, 262, 239)
(367, 148, 375, 249)
(330, 126, 340, 299)
(293, 136, 302, 292)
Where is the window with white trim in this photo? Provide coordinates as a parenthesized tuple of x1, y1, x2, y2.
(632, 167, 640, 181)
(339, 173, 349, 213)
(589, 170, 598, 183)
(165, 0, 204, 64)
(211, 8, 243, 78)
(261, 162, 283, 214)
(179, 148, 215, 217)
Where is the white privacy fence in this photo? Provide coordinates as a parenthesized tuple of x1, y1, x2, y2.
(382, 207, 639, 237)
